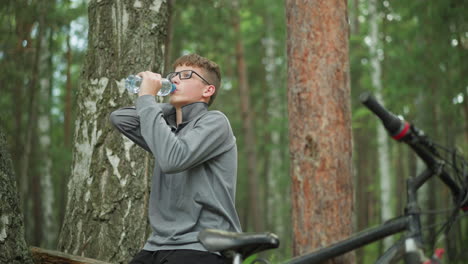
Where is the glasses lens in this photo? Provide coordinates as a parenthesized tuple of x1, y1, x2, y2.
(180, 70, 192, 80)
(167, 72, 176, 81)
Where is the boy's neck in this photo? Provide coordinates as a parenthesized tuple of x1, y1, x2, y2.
(175, 107, 183, 125)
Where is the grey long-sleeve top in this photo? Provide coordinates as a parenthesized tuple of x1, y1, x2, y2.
(109, 95, 242, 252)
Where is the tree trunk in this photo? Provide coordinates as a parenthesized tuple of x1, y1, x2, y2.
(58, 23, 73, 232)
(163, 0, 175, 74)
(463, 98, 468, 147)
(368, 0, 393, 250)
(12, 0, 33, 195)
(354, 124, 377, 262)
(64, 27, 73, 149)
(262, 9, 287, 242)
(57, 1, 169, 262)
(38, 24, 57, 248)
(30, 247, 111, 264)
(0, 128, 33, 264)
(286, 0, 354, 262)
(20, 0, 46, 246)
(349, 0, 360, 34)
(232, 0, 262, 232)
(427, 84, 439, 250)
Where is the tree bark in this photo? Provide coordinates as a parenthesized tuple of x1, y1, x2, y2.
(286, 0, 354, 262)
(232, 0, 262, 232)
(58, 1, 169, 262)
(0, 128, 33, 264)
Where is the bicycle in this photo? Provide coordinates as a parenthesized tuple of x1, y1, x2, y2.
(197, 92, 468, 264)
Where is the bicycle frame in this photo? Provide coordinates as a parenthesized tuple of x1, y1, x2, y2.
(284, 167, 438, 264)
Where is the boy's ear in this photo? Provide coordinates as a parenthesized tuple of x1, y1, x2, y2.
(203, 85, 216, 97)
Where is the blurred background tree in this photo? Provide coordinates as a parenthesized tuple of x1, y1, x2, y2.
(0, 0, 87, 250)
(0, 0, 466, 263)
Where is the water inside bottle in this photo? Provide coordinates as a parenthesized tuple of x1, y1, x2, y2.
(125, 75, 142, 93)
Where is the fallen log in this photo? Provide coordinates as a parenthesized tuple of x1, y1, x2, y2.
(30, 247, 111, 264)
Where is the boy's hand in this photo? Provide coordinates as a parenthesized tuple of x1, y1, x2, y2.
(137, 71, 162, 97)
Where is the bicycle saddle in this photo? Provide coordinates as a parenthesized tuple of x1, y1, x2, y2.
(198, 229, 280, 258)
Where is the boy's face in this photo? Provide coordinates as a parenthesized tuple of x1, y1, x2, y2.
(169, 65, 214, 108)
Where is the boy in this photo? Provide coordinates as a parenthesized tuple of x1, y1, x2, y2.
(110, 54, 241, 264)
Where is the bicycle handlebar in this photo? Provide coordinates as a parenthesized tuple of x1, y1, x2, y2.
(359, 92, 436, 160)
(359, 92, 410, 140)
(359, 92, 468, 211)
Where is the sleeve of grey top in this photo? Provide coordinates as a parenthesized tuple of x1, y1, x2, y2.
(136, 95, 235, 174)
(109, 106, 152, 153)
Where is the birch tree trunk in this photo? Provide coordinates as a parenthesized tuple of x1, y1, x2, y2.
(60, 24, 73, 229)
(286, 0, 354, 262)
(262, 10, 287, 242)
(64, 27, 73, 149)
(368, 0, 393, 249)
(0, 128, 33, 264)
(38, 26, 56, 249)
(58, 1, 169, 262)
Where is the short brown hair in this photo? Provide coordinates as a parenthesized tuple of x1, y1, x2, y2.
(172, 54, 221, 106)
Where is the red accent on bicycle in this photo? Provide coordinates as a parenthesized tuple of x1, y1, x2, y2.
(423, 248, 445, 264)
(392, 122, 410, 140)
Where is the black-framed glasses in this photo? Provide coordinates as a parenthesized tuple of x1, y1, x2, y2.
(166, 70, 211, 85)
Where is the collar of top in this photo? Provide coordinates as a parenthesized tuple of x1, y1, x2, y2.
(161, 102, 208, 127)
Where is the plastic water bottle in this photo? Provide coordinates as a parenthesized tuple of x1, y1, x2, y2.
(125, 75, 176, 96)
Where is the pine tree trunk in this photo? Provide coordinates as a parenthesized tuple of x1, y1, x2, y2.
(354, 125, 377, 262)
(463, 99, 468, 147)
(57, 1, 169, 262)
(0, 128, 33, 264)
(286, 0, 354, 262)
(427, 85, 440, 250)
(12, 31, 26, 194)
(232, 0, 262, 232)
(12, 0, 33, 199)
(163, 0, 175, 74)
(21, 0, 46, 245)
